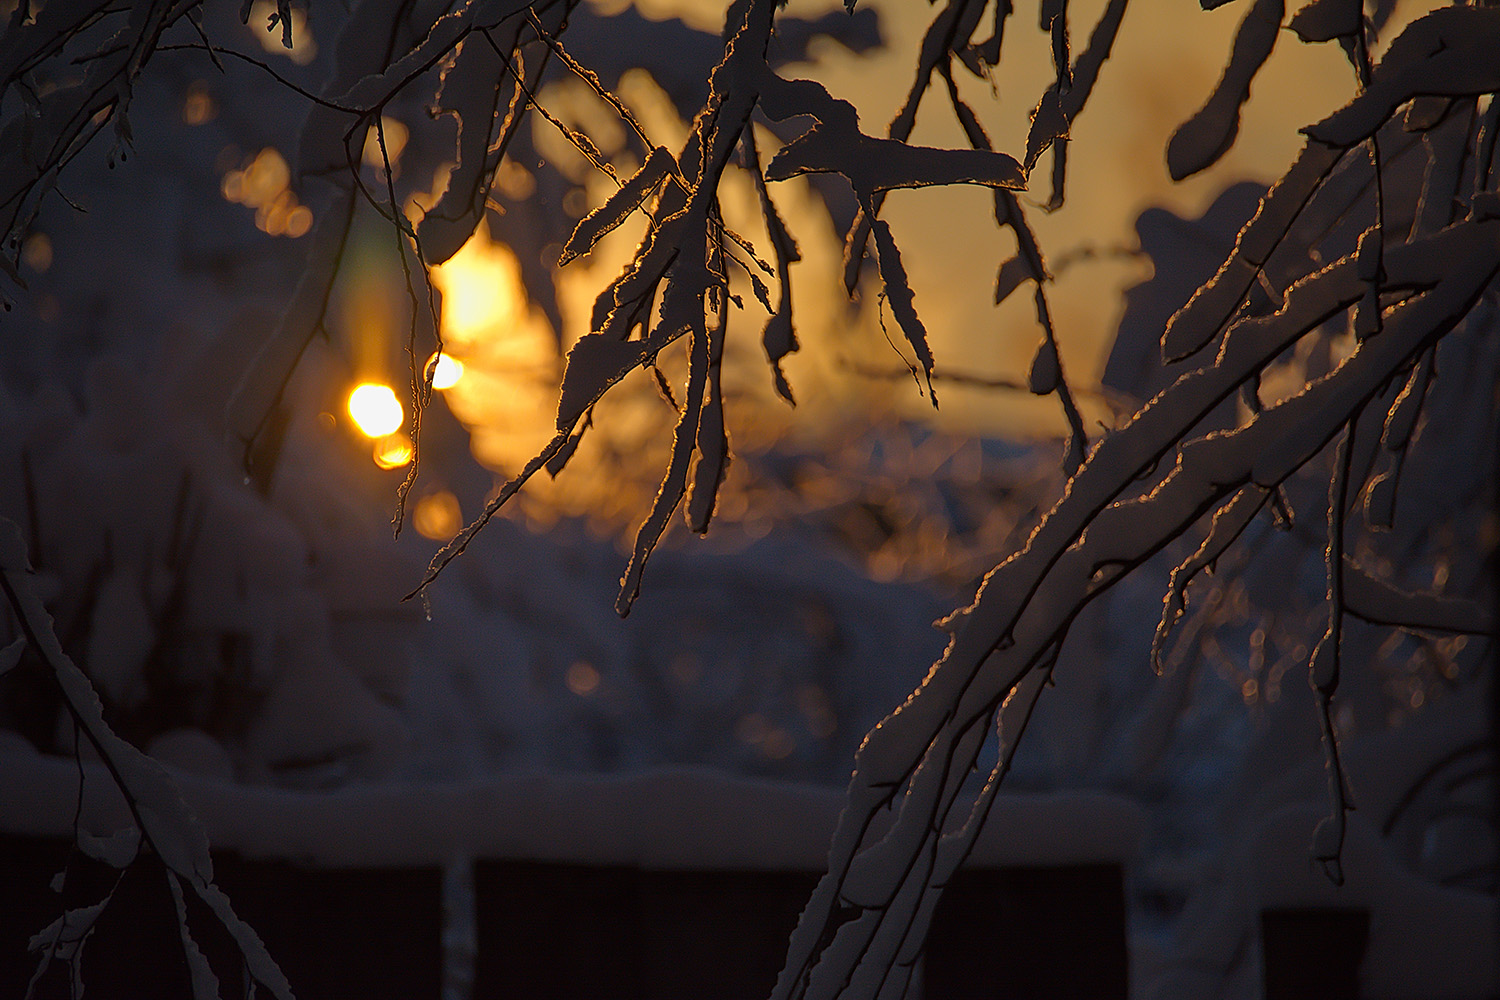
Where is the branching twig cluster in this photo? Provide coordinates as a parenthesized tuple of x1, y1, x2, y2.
(2, 519, 295, 999)
(4, 0, 1498, 998)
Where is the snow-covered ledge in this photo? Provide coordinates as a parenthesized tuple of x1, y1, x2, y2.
(0, 742, 1144, 871)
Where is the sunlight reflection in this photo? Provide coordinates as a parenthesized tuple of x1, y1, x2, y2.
(348, 383, 403, 438)
(426, 352, 464, 391)
(429, 222, 531, 338)
(373, 434, 414, 470)
(413, 74, 1055, 576)
(426, 221, 560, 478)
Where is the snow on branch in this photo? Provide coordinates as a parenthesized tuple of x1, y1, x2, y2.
(772, 211, 1500, 996)
(6, 1, 1499, 996)
(0, 519, 293, 999)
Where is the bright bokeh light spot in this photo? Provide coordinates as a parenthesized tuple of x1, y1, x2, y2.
(418, 220, 568, 522)
(373, 434, 413, 469)
(494, 159, 535, 200)
(429, 224, 522, 338)
(221, 148, 313, 238)
(281, 205, 313, 238)
(348, 383, 403, 437)
(414, 491, 462, 540)
(247, 0, 317, 64)
(362, 116, 410, 172)
(427, 352, 464, 390)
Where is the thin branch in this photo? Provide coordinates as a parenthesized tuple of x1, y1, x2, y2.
(938, 58, 1089, 471)
(370, 112, 440, 536)
(98, 41, 363, 112)
(525, 7, 653, 151)
(1309, 419, 1356, 885)
(0, 521, 293, 999)
(1342, 558, 1496, 635)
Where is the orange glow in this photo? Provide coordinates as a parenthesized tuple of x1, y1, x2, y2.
(762, 729, 796, 760)
(182, 82, 216, 125)
(373, 434, 413, 469)
(362, 116, 410, 172)
(427, 352, 464, 390)
(429, 223, 526, 339)
(348, 383, 403, 437)
(21, 233, 51, 273)
(247, 0, 317, 64)
(414, 491, 462, 540)
(221, 148, 314, 238)
(424, 223, 562, 493)
(565, 661, 600, 696)
(223, 148, 287, 206)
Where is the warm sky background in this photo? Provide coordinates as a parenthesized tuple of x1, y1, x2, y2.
(609, 0, 1393, 439)
(334, 0, 1427, 521)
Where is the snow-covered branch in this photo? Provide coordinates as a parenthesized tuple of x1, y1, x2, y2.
(1, 518, 293, 999)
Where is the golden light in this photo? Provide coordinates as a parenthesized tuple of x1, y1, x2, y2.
(221, 148, 314, 238)
(424, 223, 562, 481)
(348, 383, 403, 437)
(427, 352, 465, 390)
(362, 116, 410, 172)
(223, 148, 288, 206)
(373, 434, 413, 469)
(247, 0, 317, 64)
(428, 223, 522, 338)
(413, 491, 462, 540)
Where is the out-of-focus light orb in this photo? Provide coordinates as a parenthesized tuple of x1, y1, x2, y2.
(373, 434, 413, 469)
(362, 116, 410, 172)
(413, 490, 462, 540)
(21, 233, 51, 273)
(565, 661, 601, 696)
(220, 147, 313, 238)
(427, 352, 464, 390)
(247, 0, 317, 64)
(348, 383, 403, 437)
(429, 225, 518, 337)
(182, 81, 216, 125)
